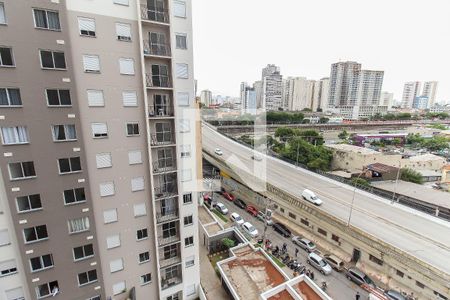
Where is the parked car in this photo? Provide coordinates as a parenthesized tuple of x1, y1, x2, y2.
(246, 205, 258, 217)
(272, 222, 291, 237)
(215, 203, 228, 215)
(242, 222, 258, 237)
(292, 236, 316, 252)
(307, 252, 332, 275)
(346, 267, 375, 288)
(383, 290, 406, 300)
(256, 211, 273, 226)
(203, 193, 212, 202)
(230, 212, 244, 226)
(323, 254, 345, 272)
(222, 192, 236, 202)
(234, 199, 247, 209)
(301, 189, 323, 206)
(214, 148, 223, 155)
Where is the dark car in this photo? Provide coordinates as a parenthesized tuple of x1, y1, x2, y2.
(234, 199, 247, 209)
(272, 222, 291, 237)
(384, 290, 406, 300)
(346, 267, 375, 288)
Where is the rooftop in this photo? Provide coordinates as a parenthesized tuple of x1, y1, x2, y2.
(408, 153, 447, 162)
(198, 205, 216, 225)
(326, 143, 380, 155)
(366, 163, 399, 173)
(355, 133, 408, 138)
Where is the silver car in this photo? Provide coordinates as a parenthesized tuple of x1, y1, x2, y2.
(292, 236, 316, 252)
(307, 252, 332, 275)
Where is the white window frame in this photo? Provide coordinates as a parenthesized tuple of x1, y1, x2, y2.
(133, 203, 146, 217)
(112, 281, 126, 296)
(1, 126, 29, 145)
(0, 46, 14, 67)
(51, 124, 77, 142)
(140, 273, 152, 285)
(58, 157, 82, 174)
(136, 228, 148, 241)
(179, 119, 190, 133)
(177, 92, 190, 106)
(32, 8, 60, 31)
(91, 123, 108, 138)
(87, 90, 105, 107)
(77, 269, 97, 286)
(138, 251, 150, 264)
(29, 254, 53, 273)
(16, 194, 42, 213)
(82, 55, 101, 73)
(185, 235, 194, 247)
(0, 259, 17, 277)
(39, 49, 66, 70)
(119, 58, 135, 75)
(96, 152, 112, 169)
(78, 17, 96, 37)
(175, 63, 188, 79)
(126, 122, 140, 136)
(180, 144, 191, 158)
(106, 234, 121, 249)
(183, 193, 192, 205)
(185, 256, 195, 268)
(0, 229, 10, 246)
(23, 225, 48, 244)
(99, 182, 115, 197)
(103, 208, 118, 224)
(0, 3, 6, 25)
(73, 244, 94, 261)
(63, 188, 86, 205)
(35, 281, 59, 299)
(113, 0, 129, 6)
(116, 22, 131, 41)
(46, 89, 71, 107)
(122, 91, 138, 107)
(8, 161, 36, 180)
(131, 177, 144, 192)
(128, 150, 142, 165)
(184, 215, 193, 226)
(68, 217, 90, 234)
(181, 169, 192, 182)
(173, 1, 186, 18)
(175, 33, 187, 49)
(0, 88, 22, 106)
(109, 258, 124, 273)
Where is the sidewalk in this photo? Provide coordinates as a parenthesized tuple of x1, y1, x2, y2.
(199, 240, 230, 300)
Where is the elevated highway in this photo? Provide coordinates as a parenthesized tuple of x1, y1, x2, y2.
(202, 123, 450, 298)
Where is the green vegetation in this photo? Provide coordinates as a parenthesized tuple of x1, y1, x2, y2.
(212, 209, 229, 223)
(319, 117, 329, 124)
(425, 112, 449, 120)
(351, 177, 370, 187)
(400, 168, 423, 184)
(266, 111, 305, 124)
(428, 123, 448, 130)
(268, 253, 285, 268)
(338, 130, 349, 140)
(274, 128, 324, 146)
(406, 134, 450, 151)
(221, 238, 235, 249)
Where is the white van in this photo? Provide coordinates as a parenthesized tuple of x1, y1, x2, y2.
(301, 189, 323, 206)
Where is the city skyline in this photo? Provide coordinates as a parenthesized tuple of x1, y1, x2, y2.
(192, 0, 450, 102)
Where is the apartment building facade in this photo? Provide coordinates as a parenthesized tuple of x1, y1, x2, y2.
(0, 0, 200, 299)
(401, 81, 421, 109)
(261, 64, 283, 111)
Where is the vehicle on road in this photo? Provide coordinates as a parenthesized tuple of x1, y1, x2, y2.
(346, 267, 375, 288)
(292, 236, 316, 252)
(256, 211, 273, 226)
(242, 222, 259, 237)
(246, 205, 258, 217)
(272, 222, 291, 237)
(234, 199, 247, 209)
(307, 252, 332, 275)
(222, 192, 236, 202)
(383, 290, 406, 300)
(203, 193, 212, 202)
(215, 202, 228, 215)
(251, 154, 263, 161)
(230, 212, 244, 226)
(301, 189, 323, 206)
(214, 148, 223, 155)
(323, 254, 345, 272)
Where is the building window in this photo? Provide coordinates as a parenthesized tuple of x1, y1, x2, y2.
(369, 254, 383, 266)
(103, 208, 118, 224)
(179, 119, 190, 133)
(5, 287, 25, 300)
(30, 254, 53, 272)
(52, 124, 76, 141)
(185, 256, 195, 268)
(0, 88, 22, 106)
(140, 273, 152, 285)
(0, 229, 10, 246)
(110, 258, 124, 273)
(318, 228, 327, 236)
(181, 169, 192, 182)
(68, 217, 90, 234)
(331, 234, 340, 243)
(78, 17, 96, 37)
(91, 123, 108, 138)
(116, 23, 131, 41)
(106, 235, 120, 249)
(0, 47, 14, 67)
(96, 153, 112, 169)
(185, 236, 194, 247)
(113, 0, 129, 5)
(40, 50, 66, 69)
(139, 251, 150, 264)
(83, 55, 100, 73)
(134, 203, 147, 217)
(73, 244, 94, 261)
(9, 161, 36, 180)
(126, 122, 140, 136)
(0, 3, 5, 25)
(177, 92, 189, 106)
(35, 281, 59, 299)
(184, 215, 193, 226)
(183, 193, 192, 204)
(88, 296, 101, 300)
(58, 157, 82, 174)
(46, 89, 71, 106)
(77, 269, 98, 286)
(122, 91, 138, 107)
(155, 122, 172, 143)
(175, 33, 187, 49)
(163, 244, 178, 260)
(112, 281, 126, 296)
(173, 1, 186, 18)
(279, 207, 285, 213)
(416, 281, 425, 289)
(16, 194, 42, 213)
(137, 228, 148, 241)
(396, 269, 404, 278)
(176, 63, 188, 79)
(1, 126, 29, 145)
(23, 225, 48, 243)
(0, 260, 17, 277)
(180, 145, 191, 158)
(63, 188, 86, 205)
(87, 90, 105, 107)
(128, 150, 142, 165)
(119, 58, 135, 75)
(301, 218, 309, 226)
(33, 9, 60, 30)
(131, 177, 144, 192)
(288, 212, 296, 219)
(99, 182, 115, 197)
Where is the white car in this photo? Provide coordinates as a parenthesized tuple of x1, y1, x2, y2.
(301, 189, 323, 206)
(214, 148, 223, 155)
(215, 202, 228, 215)
(242, 222, 259, 237)
(230, 212, 245, 226)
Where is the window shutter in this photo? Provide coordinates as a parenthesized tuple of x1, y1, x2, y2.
(106, 235, 120, 249)
(0, 229, 10, 246)
(131, 177, 144, 192)
(133, 203, 146, 217)
(122, 91, 137, 107)
(0, 259, 16, 272)
(176, 63, 188, 78)
(173, 1, 186, 17)
(177, 92, 189, 106)
(103, 209, 118, 224)
(87, 90, 105, 107)
(116, 23, 131, 40)
(181, 169, 192, 182)
(100, 182, 115, 197)
(96, 153, 112, 168)
(83, 55, 100, 72)
(128, 150, 142, 165)
(113, 0, 129, 5)
(5, 287, 24, 300)
(109, 258, 124, 273)
(78, 17, 95, 32)
(186, 284, 196, 296)
(91, 123, 108, 137)
(179, 119, 190, 132)
(119, 58, 135, 75)
(0, 4, 6, 25)
(113, 281, 126, 295)
(180, 144, 191, 157)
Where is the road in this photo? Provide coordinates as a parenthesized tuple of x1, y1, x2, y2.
(213, 193, 368, 299)
(202, 124, 450, 277)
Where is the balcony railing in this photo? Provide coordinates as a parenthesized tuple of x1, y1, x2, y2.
(161, 274, 182, 290)
(140, 4, 170, 24)
(150, 132, 174, 146)
(156, 208, 179, 223)
(148, 106, 174, 118)
(143, 41, 171, 57)
(153, 159, 176, 173)
(154, 185, 178, 200)
(159, 255, 182, 268)
(158, 233, 180, 246)
(146, 73, 171, 88)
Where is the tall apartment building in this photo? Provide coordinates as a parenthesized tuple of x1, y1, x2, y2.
(239, 82, 256, 115)
(261, 64, 283, 111)
(282, 77, 329, 112)
(401, 81, 422, 108)
(200, 90, 212, 107)
(422, 81, 438, 107)
(253, 80, 263, 109)
(0, 1, 200, 300)
(379, 91, 394, 109)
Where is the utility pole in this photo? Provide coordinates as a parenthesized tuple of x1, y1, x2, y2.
(392, 162, 401, 204)
(347, 170, 363, 227)
(261, 196, 272, 245)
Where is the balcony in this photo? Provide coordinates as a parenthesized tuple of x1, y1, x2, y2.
(161, 264, 183, 290)
(156, 208, 179, 223)
(140, 4, 169, 24)
(153, 158, 176, 174)
(154, 183, 177, 200)
(143, 41, 171, 57)
(159, 243, 181, 267)
(158, 232, 180, 246)
(159, 255, 181, 268)
(146, 73, 171, 89)
(150, 132, 174, 146)
(148, 105, 174, 118)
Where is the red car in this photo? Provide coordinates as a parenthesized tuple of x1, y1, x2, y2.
(246, 205, 258, 217)
(203, 193, 212, 203)
(222, 192, 235, 202)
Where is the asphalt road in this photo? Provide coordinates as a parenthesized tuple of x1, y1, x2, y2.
(214, 193, 369, 300)
(202, 124, 450, 277)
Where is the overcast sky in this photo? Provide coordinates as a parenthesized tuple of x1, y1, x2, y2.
(192, 0, 450, 103)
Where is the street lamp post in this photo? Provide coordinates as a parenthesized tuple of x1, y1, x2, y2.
(392, 162, 402, 204)
(347, 170, 364, 227)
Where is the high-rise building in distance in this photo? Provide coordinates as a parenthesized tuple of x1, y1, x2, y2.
(379, 91, 395, 109)
(422, 81, 438, 107)
(401, 81, 422, 108)
(261, 64, 283, 111)
(0, 1, 200, 300)
(200, 90, 213, 107)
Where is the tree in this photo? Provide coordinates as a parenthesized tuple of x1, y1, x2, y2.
(222, 238, 235, 249)
(301, 108, 312, 112)
(338, 130, 349, 140)
(400, 168, 423, 184)
(319, 117, 329, 124)
(351, 177, 370, 187)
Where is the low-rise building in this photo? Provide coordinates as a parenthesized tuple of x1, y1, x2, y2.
(352, 133, 408, 146)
